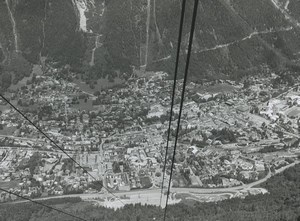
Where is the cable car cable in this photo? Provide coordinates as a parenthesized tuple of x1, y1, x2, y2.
(160, 0, 187, 207)
(163, 0, 199, 220)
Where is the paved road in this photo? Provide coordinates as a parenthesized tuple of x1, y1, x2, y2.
(5, 160, 299, 208)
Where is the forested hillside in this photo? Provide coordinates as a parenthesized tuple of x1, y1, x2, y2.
(1, 0, 300, 91)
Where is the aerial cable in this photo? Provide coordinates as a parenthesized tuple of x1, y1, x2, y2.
(0, 94, 125, 205)
(0, 187, 88, 221)
(160, 0, 187, 207)
(163, 0, 199, 220)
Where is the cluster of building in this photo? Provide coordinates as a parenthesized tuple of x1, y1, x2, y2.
(0, 67, 300, 202)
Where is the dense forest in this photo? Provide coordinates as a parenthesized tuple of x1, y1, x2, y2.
(0, 163, 299, 221)
(2, 0, 300, 92)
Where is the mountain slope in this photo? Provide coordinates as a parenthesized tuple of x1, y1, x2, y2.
(1, 0, 300, 91)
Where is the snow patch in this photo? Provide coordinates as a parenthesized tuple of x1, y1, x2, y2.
(90, 34, 102, 66)
(284, 0, 290, 10)
(75, 0, 88, 32)
(5, 0, 19, 52)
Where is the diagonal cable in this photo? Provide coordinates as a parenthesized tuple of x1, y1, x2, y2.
(160, 0, 187, 207)
(0, 94, 124, 205)
(0, 187, 88, 221)
(163, 0, 199, 220)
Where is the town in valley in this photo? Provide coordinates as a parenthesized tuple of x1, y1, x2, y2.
(0, 64, 300, 207)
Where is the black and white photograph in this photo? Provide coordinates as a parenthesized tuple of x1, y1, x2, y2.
(0, 0, 300, 220)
